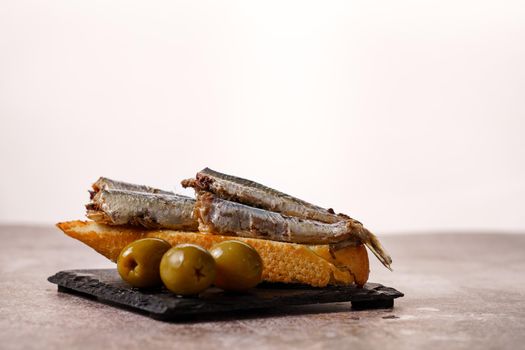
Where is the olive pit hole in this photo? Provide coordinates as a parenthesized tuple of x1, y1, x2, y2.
(193, 266, 205, 281)
(127, 259, 138, 270)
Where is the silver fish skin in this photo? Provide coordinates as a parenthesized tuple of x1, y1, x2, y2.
(195, 192, 392, 271)
(182, 168, 349, 224)
(92, 177, 176, 197)
(86, 189, 198, 231)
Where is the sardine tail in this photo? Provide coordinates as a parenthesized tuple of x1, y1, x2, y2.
(361, 227, 393, 271)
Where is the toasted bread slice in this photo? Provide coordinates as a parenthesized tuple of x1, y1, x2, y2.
(57, 220, 369, 287)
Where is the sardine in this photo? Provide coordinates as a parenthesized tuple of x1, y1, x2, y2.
(182, 168, 349, 223)
(91, 177, 175, 198)
(86, 188, 198, 231)
(183, 168, 392, 269)
(194, 192, 392, 270)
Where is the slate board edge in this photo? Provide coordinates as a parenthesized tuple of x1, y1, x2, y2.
(48, 269, 404, 320)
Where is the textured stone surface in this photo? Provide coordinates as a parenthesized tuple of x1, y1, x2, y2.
(48, 269, 403, 319)
(1, 226, 525, 350)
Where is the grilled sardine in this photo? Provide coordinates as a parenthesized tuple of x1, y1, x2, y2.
(194, 192, 392, 270)
(182, 168, 348, 223)
(182, 168, 392, 269)
(86, 188, 198, 231)
(91, 177, 175, 197)
(194, 192, 363, 243)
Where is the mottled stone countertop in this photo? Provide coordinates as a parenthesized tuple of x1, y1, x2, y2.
(1, 225, 524, 350)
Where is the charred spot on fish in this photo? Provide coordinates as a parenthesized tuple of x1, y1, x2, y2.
(338, 213, 352, 220)
(85, 203, 98, 211)
(180, 178, 196, 189)
(327, 208, 335, 214)
(195, 174, 215, 191)
(91, 181, 102, 193)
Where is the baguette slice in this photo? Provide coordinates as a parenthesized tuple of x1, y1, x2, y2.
(57, 220, 369, 287)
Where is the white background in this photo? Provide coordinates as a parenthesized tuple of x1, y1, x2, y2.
(1, 0, 524, 233)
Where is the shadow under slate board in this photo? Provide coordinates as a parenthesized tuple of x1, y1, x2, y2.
(48, 269, 404, 321)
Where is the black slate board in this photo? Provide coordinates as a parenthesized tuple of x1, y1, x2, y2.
(48, 269, 403, 321)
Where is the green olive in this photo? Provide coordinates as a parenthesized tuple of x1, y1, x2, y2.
(160, 244, 216, 296)
(209, 240, 263, 291)
(117, 238, 171, 288)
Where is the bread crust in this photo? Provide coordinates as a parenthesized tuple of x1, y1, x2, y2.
(57, 220, 369, 287)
